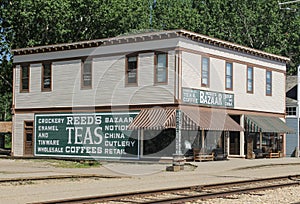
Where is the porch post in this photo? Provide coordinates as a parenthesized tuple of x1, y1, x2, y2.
(240, 115, 245, 157)
(173, 109, 184, 168)
(175, 109, 182, 155)
(201, 129, 205, 149)
(260, 132, 263, 149)
(225, 131, 230, 156)
(140, 129, 144, 159)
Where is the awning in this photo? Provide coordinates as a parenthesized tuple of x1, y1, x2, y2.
(128, 108, 176, 130)
(245, 115, 295, 133)
(128, 107, 243, 131)
(182, 107, 244, 131)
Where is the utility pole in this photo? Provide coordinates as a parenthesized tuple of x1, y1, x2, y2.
(149, 0, 157, 30)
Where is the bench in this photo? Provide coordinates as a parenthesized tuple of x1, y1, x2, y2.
(267, 152, 280, 158)
(193, 149, 214, 162)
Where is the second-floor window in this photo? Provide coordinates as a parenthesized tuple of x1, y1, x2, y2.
(82, 59, 92, 88)
(42, 62, 52, 91)
(126, 56, 138, 85)
(247, 66, 253, 93)
(155, 53, 167, 84)
(21, 65, 29, 92)
(225, 62, 233, 90)
(266, 70, 272, 96)
(201, 57, 209, 87)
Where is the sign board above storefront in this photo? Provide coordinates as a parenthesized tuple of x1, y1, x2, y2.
(182, 88, 234, 108)
(34, 112, 139, 159)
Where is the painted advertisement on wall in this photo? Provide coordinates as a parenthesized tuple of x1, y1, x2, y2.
(182, 88, 234, 108)
(34, 112, 139, 159)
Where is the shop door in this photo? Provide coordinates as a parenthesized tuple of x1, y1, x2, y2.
(24, 121, 33, 155)
(229, 132, 240, 155)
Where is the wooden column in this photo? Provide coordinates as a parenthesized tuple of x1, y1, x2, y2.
(259, 132, 263, 149)
(140, 129, 144, 159)
(240, 115, 245, 157)
(201, 129, 205, 149)
(175, 109, 182, 155)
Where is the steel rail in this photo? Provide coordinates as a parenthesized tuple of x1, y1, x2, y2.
(0, 174, 119, 184)
(143, 181, 300, 204)
(30, 174, 300, 204)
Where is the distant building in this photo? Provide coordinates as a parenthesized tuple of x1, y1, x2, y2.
(12, 30, 293, 160)
(286, 75, 298, 157)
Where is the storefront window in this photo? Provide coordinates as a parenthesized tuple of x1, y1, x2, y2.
(254, 133, 282, 153)
(143, 129, 175, 157)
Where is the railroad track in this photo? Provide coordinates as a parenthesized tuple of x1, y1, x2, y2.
(32, 175, 300, 204)
(0, 174, 120, 184)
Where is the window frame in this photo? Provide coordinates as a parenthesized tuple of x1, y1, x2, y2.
(266, 70, 272, 96)
(286, 107, 297, 116)
(201, 56, 210, 87)
(20, 64, 30, 93)
(81, 58, 93, 89)
(225, 62, 233, 91)
(24, 121, 33, 142)
(247, 66, 254, 93)
(41, 62, 52, 92)
(154, 52, 168, 84)
(125, 55, 138, 86)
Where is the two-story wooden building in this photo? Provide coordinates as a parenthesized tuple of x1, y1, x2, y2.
(12, 30, 293, 160)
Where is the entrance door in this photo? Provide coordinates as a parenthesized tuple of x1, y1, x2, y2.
(24, 121, 33, 155)
(229, 132, 240, 155)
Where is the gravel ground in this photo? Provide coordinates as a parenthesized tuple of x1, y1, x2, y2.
(1, 158, 300, 203)
(196, 185, 300, 204)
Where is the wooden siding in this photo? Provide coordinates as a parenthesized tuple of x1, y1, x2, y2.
(15, 52, 176, 109)
(180, 46, 286, 114)
(234, 64, 285, 114)
(286, 117, 298, 156)
(181, 52, 201, 88)
(14, 37, 286, 114)
(12, 113, 34, 156)
(178, 40, 287, 72)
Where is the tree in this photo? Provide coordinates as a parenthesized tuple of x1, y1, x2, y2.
(151, 0, 201, 31)
(192, 0, 299, 74)
(279, 3, 300, 74)
(0, 0, 299, 123)
(0, 1, 13, 121)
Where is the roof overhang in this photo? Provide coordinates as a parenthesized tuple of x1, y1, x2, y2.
(12, 29, 290, 63)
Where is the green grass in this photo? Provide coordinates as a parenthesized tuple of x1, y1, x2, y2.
(34, 159, 101, 168)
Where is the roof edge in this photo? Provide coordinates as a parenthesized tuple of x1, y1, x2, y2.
(176, 29, 290, 63)
(12, 29, 290, 63)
